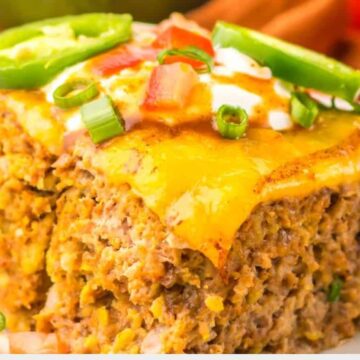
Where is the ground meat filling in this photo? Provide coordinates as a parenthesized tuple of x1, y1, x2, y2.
(1, 104, 360, 353)
(35, 152, 360, 354)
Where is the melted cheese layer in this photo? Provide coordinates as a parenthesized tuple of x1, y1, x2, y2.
(2, 86, 360, 266)
(2, 87, 360, 266)
(74, 111, 360, 266)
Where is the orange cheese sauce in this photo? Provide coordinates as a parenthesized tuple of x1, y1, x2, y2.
(86, 112, 360, 266)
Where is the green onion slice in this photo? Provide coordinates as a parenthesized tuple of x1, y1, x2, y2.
(290, 92, 319, 128)
(327, 277, 343, 303)
(215, 104, 249, 139)
(0, 312, 6, 331)
(53, 79, 99, 109)
(80, 95, 124, 144)
(157, 46, 213, 73)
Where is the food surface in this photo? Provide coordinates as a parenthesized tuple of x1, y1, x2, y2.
(0, 13, 360, 354)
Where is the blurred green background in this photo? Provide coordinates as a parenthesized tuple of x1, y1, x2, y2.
(0, 0, 206, 28)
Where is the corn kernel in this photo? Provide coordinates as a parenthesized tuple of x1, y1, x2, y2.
(205, 295, 224, 313)
(80, 261, 93, 273)
(127, 308, 142, 329)
(80, 282, 96, 306)
(84, 335, 98, 350)
(150, 296, 164, 319)
(304, 331, 324, 341)
(21, 243, 43, 275)
(113, 328, 135, 352)
(247, 288, 263, 305)
(199, 322, 211, 341)
(97, 306, 109, 328)
(129, 344, 140, 354)
(0, 272, 10, 288)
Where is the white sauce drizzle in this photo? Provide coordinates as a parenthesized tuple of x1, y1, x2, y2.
(211, 84, 262, 114)
(333, 98, 354, 112)
(199, 73, 212, 84)
(268, 110, 293, 131)
(308, 91, 354, 111)
(65, 112, 84, 132)
(214, 47, 272, 80)
(308, 91, 333, 108)
(273, 80, 292, 99)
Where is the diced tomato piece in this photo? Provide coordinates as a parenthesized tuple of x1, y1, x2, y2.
(348, 0, 360, 28)
(153, 26, 215, 56)
(91, 45, 158, 77)
(142, 63, 199, 110)
(91, 48, 141, 76)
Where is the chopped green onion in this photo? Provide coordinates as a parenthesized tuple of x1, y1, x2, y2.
(215, 105, 249, 140)
(327, 277, 343, 303)
(0, 312, 6, 331)
(290, 92, 319, 128)
(157, 46, 213, 73)
(80, 96, 124, 144)
(53, 79, 99, 109)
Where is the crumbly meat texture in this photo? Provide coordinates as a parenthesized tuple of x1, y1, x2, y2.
(34, 149, 360, 354)
(0, 106, 56, 330)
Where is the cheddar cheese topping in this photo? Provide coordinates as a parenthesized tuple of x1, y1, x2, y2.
(1, 19, 360, 266)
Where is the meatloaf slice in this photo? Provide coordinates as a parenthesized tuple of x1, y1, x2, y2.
(36, 147, 360, 353)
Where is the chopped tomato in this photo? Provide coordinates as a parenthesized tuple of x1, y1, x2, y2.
(348, 0, 360, 28)
(91, 45, 158, 77)
(142, 63, 199, 110)
(153, 26, 215, 56)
